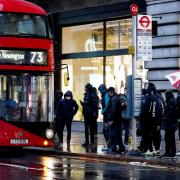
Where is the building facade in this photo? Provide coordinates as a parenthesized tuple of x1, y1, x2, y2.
(29, 0, 180, 119)
(145, 0, 180, 90)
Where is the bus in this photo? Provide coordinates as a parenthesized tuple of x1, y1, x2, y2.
(0, 0, 54, 147)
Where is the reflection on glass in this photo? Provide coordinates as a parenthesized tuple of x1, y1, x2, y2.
(61, 58, 103, 120)
(0, 74, 50, 122)
(62, 23, 103, 53)
(106, 19, 132, 50)
(106, 55, 132, 94)
(0, 13, 49, 37)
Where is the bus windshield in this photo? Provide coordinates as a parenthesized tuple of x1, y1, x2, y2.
(0, 74, 50, 122)
(0, 13, 51, 38)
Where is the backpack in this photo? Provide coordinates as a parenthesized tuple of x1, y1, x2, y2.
(148, 94, 164, 123)
(118, 94, 128, 119)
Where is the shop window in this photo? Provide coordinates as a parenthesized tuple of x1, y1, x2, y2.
(106, 55, 132, 94)
(61, 58, 103, 121)
(106, 19, 132, 50)
(62, 23, 103, 53)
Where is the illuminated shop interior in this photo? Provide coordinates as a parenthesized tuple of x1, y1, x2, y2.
(60, 19, 147, 121)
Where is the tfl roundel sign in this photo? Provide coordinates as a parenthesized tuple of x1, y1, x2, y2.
(138, 15, 152, 30)
(130, 4, 139, 16)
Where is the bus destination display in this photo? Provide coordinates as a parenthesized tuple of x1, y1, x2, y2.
(0, 49, 47, 65)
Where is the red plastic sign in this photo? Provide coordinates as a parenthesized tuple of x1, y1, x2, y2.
(130, 4, 139, 16)
(139, 16, 151, 28)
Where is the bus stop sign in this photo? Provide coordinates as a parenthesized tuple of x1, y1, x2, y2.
(130, 4, 139, 16)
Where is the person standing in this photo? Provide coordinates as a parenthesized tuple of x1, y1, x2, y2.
(120, 90, 131, 149)
(54, 90, 63, 110)
(54, 90, 63, 143)
(92, 87, 99, 135)
(176, 85, 180, 140)
(81, 83, 99, 147)
(152, 90, 165, 155)
(55, 90, 78, 150)
(106, 87, 125, 153)
(163, 90, 177, 157)
(138, 88, 148, 153)
(98, 84, 110, 151)
(142, 83, 163, 155)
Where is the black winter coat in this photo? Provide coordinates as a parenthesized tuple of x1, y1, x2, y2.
(176, 93, 180, 119)
(164, 97, 177, 130)
(106, 94, 122, 125)
(55, 99, 78, 122)
(82, 91, 99, 117)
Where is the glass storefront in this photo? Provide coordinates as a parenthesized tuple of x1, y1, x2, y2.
(61, 18, 134, 121)
(62, 23, 103, 53)
(106, 19, 132, 50)
(106, 55, 132, 94)
(61, 58, 103, 120)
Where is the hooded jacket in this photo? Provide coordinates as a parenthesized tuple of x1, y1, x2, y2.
(98, 84, 110, 115)
(55, 90, 78, 123)
(82, 85, 99, 116)
(106, 93, 122, 124)
(164, 90, 177, 130)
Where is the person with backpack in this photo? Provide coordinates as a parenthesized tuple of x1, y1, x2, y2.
(138, 88, 148, 153)
(98, 84, 110, 151)
(55, 90, 78, 150)
(81, 83, 99, 147)
(142, 83, 164, 156)
(153, 90, 165, 155)
(106, 87, 125, 153)
(119, 89, 131, 149)
(162, 89, 177, 157)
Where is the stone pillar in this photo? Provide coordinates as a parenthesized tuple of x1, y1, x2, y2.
(145, 0, 180, 90)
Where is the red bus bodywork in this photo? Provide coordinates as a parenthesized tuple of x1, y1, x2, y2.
(0, 0, 54, 72)
(0, 0, 54, 147)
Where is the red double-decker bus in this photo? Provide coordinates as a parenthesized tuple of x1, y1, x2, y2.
(0, 0, 54, 147)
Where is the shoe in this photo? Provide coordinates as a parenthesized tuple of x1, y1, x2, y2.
(161, 153, 170, 158)
(153, 150, 157, 155)
(102, 147, 110, 151)
(143, 150, 153, 156)
(67, 141, 70, 146)
(107, 148, 117, 153)
(155, 150, 160, 156)
(124, 144, 129, 149)
(137, 146, 145, 153)
(57, 143, 63, 150)
(82, 142, 89, 147)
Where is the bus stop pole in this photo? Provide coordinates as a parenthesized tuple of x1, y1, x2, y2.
(131, 15, 137, 151)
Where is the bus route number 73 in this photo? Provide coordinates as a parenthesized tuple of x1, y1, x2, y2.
(30, 51, 43, 64)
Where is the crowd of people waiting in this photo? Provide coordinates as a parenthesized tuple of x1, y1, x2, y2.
(54, 82, 180, 157)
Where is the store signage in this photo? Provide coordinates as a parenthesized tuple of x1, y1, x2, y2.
(0, 49, 47, 65)
(137, 15, 152, 61)
(85, 38, 96, 52)
(130, 4, 139, 16)
(81, 66, 98, 71)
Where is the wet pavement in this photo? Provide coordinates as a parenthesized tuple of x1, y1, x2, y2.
(0, 153, 180, 179)
(26, 129, 180, 169)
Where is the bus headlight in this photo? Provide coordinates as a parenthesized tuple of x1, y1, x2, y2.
(45, 128, 54, 139)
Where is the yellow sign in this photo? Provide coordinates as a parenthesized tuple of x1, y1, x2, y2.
(128, 46, 135, 55)
(64, 72, 69, 86)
